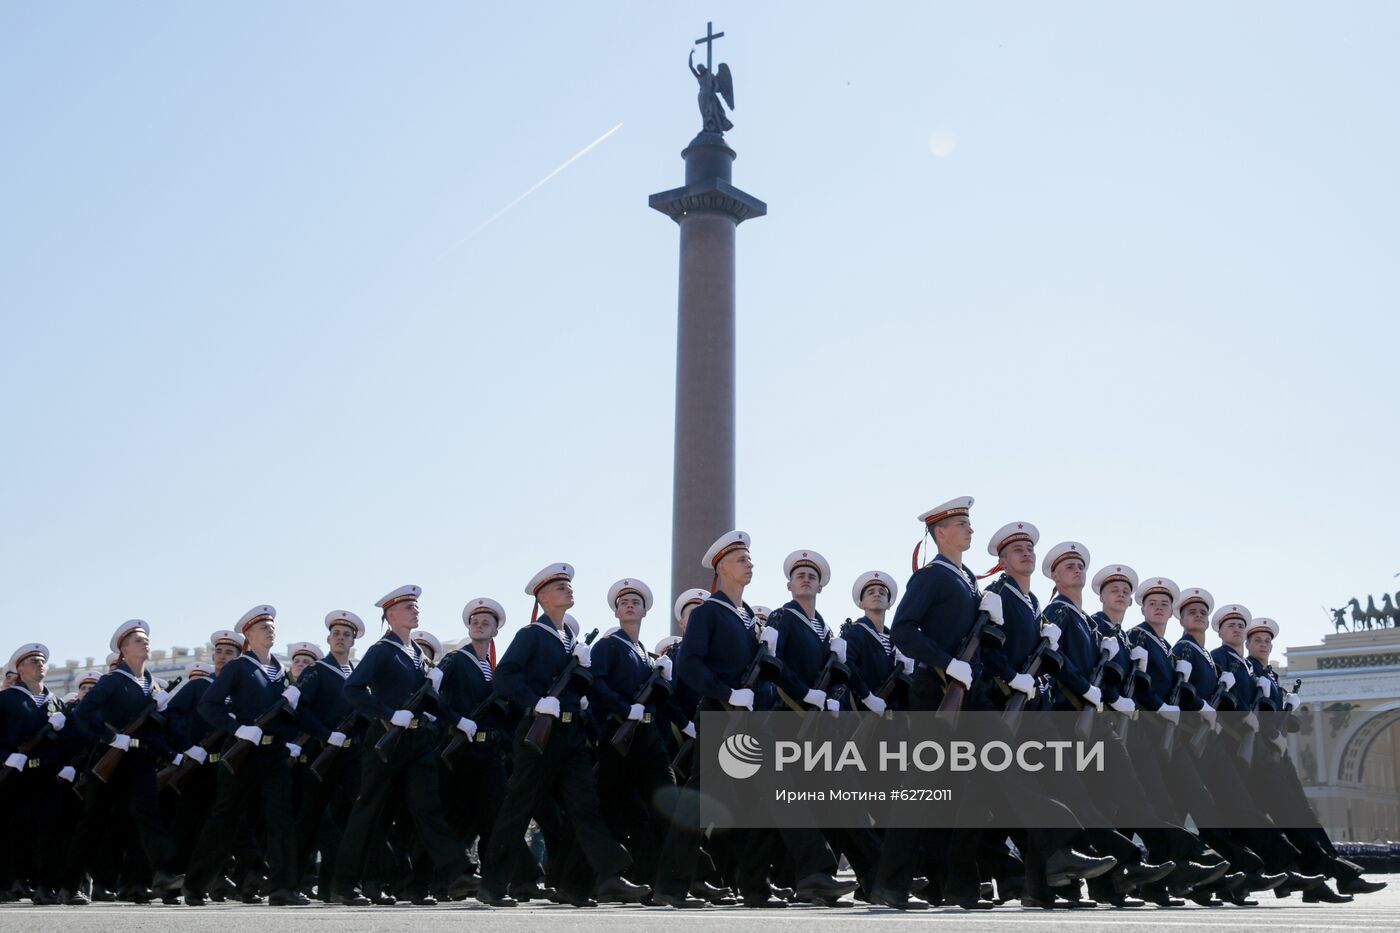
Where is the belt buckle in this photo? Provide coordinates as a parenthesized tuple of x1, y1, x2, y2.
(27, 757, 40, 769)
(474, 732, 487, 743)
(129, 738, 141, 749)
(342, 738, 353, 747)
(642, 712, 653, 724)
(259, 735, 273, 746)
(561, 711, 574, 724)
(408, 719, 419, 730)
(208, 753, 221, 763)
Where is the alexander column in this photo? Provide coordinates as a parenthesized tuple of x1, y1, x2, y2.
(650, 22, 766, 633)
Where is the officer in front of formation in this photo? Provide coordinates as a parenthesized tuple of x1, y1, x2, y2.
(333, 585, 474, 906)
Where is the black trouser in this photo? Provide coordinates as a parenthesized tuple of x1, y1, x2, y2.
(333, 722, 466, 896)
(1, 766, 70, 891)
(168, 760, 218, 875)
(483, 715, 629, 893)
(595, 719, 677, 880)
(64, 753, 176, 891)
(185, 743, 297, 895)
(295, 744, 361, 894)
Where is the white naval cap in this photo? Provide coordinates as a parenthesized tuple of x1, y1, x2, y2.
(76, 669, 102, 687)
(412, 631, 442, 661)
(105, 651, 120, 669)
(463, 597, 507, 627)
(673, 588, 710, 623)
(751, 605, 772, 622)
(1211, 604, 1252, 633)
(110, 619, 151, 653)
(1135, 576, 1181, 606)
(62, 691, 78, 704)
(288, 641, 323, 663)
(375, 585, 421, 610)
(1041, 541, 1090, 578)
(918, 496, 974, 525)
(184, 661, 214, 679)
(235, 605, 276, 636)
(1175, 587, 1216, 619)
(562, 613, 580, 637)
(210, 629, 242, 650)
(851, 570, 898, 607)
(8, 643, 49, 671)
(986, 521, 1039, 557)
(1092, 564, 1140, 596)
(701, 531, 751, 571)
(525, 563, 574, 597)
(325, 610, 366, 639)
(1245, 616, 1279, 639)
(607, 578, 654, 612)
(653, 635, 682, 656)
(783, 549, 831, 586)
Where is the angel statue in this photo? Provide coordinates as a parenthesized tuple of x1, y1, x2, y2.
(690, 49, 734, 134)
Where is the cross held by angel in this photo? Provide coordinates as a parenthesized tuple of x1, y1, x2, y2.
(690, 22, 734, 135)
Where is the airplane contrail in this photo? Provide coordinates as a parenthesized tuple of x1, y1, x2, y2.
(469, 122, 624, 237)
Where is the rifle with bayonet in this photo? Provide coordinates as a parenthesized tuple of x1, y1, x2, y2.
(91, 699, 161, 783)
(937, 610, 1004, 726)
(1002, 634, 1062, 735)
(611, 663, 675, 757)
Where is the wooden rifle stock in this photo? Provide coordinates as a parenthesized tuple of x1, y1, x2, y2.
(309, 712, 362, 781)
(523, 629, 599, 755)
(611, 667, 675, 758)
(221, 696, 292, 774)
(440, 693, 509, 770)
(937, 612, 1003, 725)
(374, 678, 439, 763)
(92, 700, 160, 783)
(1073, 647, 1114, 740)
(1002, 637, 1061, 734)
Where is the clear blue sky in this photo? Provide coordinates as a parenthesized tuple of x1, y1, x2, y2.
(2, 2, 1397, 666)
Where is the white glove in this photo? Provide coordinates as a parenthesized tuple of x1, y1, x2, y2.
(1200, 701, 1217, 726)
(3, 752, 25, 770)
(1271, 734, 1287, 755)
(1009, 673, 1036, 698)
(171, 754, 185, 766)
(48, 711, 66, 731)
(862, 693, 887, 714)
(1130, 645, 1149, 670)
(327, 731, 347, 747)
(828, 637, 847, 663)
(1041, 623, 1062, 651)
(1285, 694, 1301, 710)
(234, 724, 262, 744)
(979, 591, 1005, 625)
(110, 733, 132, 751)
(728, 688, 754, 710)
(456, 717, 478, 739)
(1110, 695, 1136, 713)
(279, 684, 300, 709)
(1174, 659, 1192, 679)
(683, 720, 697, 739)
(1243, 712, 1260, 732)
(571, 642, 591, 668)
(579, 695, 589, 711)
(802, 688, 828, 709)
(627, 704, 645, 722)
(895, 649, 915, 675)
(153, 689, 171, 711)
(1100, 637, 1119, 659)
(759, 626, 779, 653)
(944, 658, 972, 689)
(1082, 685, 1103, 708)
(58, 765, 76, 782)
(286, 743, 302, 758)
(185, 745, 208, 764)
(1159, 703, 1180, 722)
(1256, 676, 1272, 694)
(1220, 672, 1236, 689)
(825, 698, 840, 712)
(656, 656, 673, 680)
(533, 697, 560, 718)
(425, 668, 443, 689)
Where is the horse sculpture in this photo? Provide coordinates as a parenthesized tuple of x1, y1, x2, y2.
(1348, 597, 1369, 630)
(1383, 593, 1399, 628)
